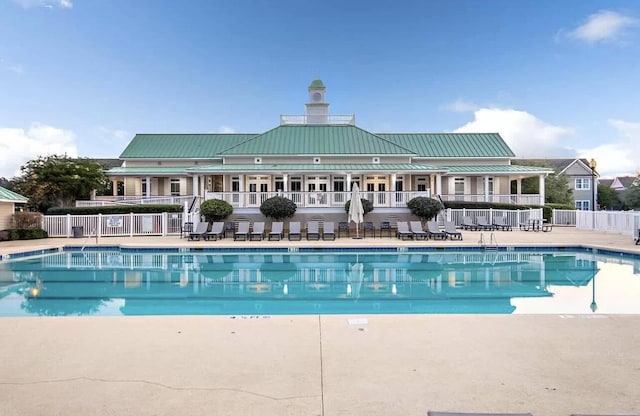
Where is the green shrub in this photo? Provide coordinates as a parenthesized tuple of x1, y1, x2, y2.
(200, 199, 233, 222)
(407, 197, 443, 222)
(260, 196, 297, 221)
(344, 198, 374, 216)
(1, 228, 48, 240)
(11, 212, 43, 229)
(46, 205, 182, 215)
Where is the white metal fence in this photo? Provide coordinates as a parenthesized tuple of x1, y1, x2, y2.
(575, 210, 640, 238)
(441, 208, 543, 227)
(43, 213, 185, 238)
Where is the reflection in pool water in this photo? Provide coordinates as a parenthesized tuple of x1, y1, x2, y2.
(0, 249, 638, 316)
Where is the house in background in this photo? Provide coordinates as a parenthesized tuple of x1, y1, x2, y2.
(103, 80, 553, 221)
(0, 186, 28, 230)
(516, 158, 599, 210)
(601, 176, 637, 208)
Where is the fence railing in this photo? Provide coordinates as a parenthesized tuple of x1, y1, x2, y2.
(441, 208, 542, 228)
(575, 210, 640, 237)
(76, 196, 194, 207)
(440, 194, 542, 206)
(43, 213, 185, 238)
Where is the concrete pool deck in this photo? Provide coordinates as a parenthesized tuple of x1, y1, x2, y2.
(1, 227, 640, 416)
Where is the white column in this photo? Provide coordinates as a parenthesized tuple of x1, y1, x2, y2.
(391, 174, 396, 192)
(539, 175, 545, 205)
(239, 174, 245, 208)
(193, 175, 199, 197)
(283, 173, 288, 192)
(146, 176, 151, 198)
(484, 176, 490, 202)
(435, 174, 442, 196)
(112, 180, 118, 196)
(346, 173, 352, 189)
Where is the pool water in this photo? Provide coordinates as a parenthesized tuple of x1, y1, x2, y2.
(1, 248, 639, 316)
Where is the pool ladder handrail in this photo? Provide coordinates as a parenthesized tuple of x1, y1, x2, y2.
(80, 227, 98, 252)
(478, 232, 498, 251)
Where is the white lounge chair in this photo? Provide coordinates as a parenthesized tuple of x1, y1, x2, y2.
(234, 221, 249, 241)
(268, 222, 284, 241)
(410, 221, 428, 240)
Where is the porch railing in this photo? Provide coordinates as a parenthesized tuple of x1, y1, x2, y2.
(440, 194, 543, 206)
(204, 190, 433, 208)
(77, 195, 195, 207)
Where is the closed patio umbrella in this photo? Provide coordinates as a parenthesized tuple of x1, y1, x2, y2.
(348, 183, 364, 239)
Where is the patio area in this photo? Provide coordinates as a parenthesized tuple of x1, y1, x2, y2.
(1, 228, 640, 416)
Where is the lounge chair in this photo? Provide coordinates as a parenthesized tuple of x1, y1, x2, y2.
(233, 221, 249, 241)
(428, 412, 533, 416)
(268, 222, 284, 241)
(322, 221, 336, 240)
(205, 221, 225, 240)
(249, 221, 265, 241)
(409, 221, 428, 240)
(444, 221, 462, 240)
(223, 221, 235, 238)
(188, 222, 209, 241)
(461, 215, 479, 231)
(288, 221, 302, 241)
(306, 221, 320, 240)
(396, 221, 413, 240)
(476, 216, 495, 231)
(426, 221, 447, 240)
(492, 216, 512, 231)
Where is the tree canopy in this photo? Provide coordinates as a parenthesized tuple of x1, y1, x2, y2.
(597, 184, 621, 210)
(407, 197, 443, 222)
(624, 177, 640, 209)
(12, 155, 107, 212)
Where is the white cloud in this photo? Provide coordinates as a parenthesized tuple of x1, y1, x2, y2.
(453, 108, 575, 158)
(0, 124, 77, 178)
(440, 99, 480, 113)
(96, 126, 131, 143)
(565, 10, 639, 43)
(577, 119, 640, 178)
(10, 0, 72, 9)
(218, 125, 236, 133)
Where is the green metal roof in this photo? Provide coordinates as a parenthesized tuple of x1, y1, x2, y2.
(444, 165, 554, 174)
(187, 163, 442, 173)
(106, 167, 194, 176)
(309, 79, 326, 89)
(119, 134, 257, 159)
(377, 133, 515, 158)
(0, 186, 28, 203)
(219, 125, 415, 156)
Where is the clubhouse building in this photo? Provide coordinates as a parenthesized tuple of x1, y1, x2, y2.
(105, 80, 552, 219)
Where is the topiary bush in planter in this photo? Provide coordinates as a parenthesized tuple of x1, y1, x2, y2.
(260, 196, 297, 221)
(199, 199, 233, 222)
(407, 197, 443, 222)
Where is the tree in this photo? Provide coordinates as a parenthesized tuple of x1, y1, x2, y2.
(511, 160, 573, 205)
(260, 196, 297, 221)
(12, 155, 107, 212)
(597, 184, 620, 210)
(624, 177, 640, 209)
(199, 199, 233, 222)
(407, 197, 443, 222)
(344, 198, 374, 216)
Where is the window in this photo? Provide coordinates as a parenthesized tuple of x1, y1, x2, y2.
(487, 178, 494, 195)
(141, 178, 147, 195)
(575, 200, 590, 210)
(417, 177, 428, 192)
(575, 178, 590, 190)
(274, 176, 284, 192)
(231, 177, 240, 192)
(454, 178, 465, 195)
(170, 179, 181, 196)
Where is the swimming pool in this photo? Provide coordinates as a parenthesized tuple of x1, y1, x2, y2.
(1, 247, 639, 316)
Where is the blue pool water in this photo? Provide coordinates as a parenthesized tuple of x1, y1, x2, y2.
(1, 247, 639, 316)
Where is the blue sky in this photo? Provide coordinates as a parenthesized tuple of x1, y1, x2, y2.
(1, 0, 639, 179)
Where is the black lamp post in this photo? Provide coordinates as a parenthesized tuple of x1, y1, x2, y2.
(589, 158, 597, 211)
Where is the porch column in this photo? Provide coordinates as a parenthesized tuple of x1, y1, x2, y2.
(146, 176, 151, 198)
(346, 173, 352, 189)
(192, 175, 199, 197)
(283, 173, 288, 192)
(112, 180, 118, 196)
(391, 174, 396, 192)
(539, 175, 545, 205)
(239, 174, 245, 208)
(435, 174, 442, 196)
(484, 176, 490, 202)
